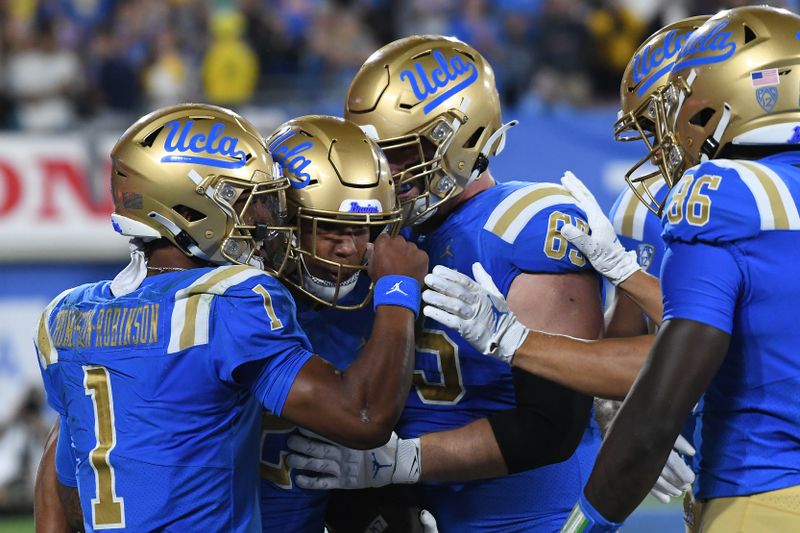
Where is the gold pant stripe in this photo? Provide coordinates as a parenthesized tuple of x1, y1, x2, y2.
(685, 484, 800, 533)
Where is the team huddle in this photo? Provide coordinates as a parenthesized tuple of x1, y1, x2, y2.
(32, 5, 800, 533)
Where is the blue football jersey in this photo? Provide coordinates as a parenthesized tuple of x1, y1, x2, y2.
(661, 154, 800, 500)
(399, 181, 603, 531)
(260, 276, 374, 533)
(35, 266, 313, 532)
(609, 177, 669, 275)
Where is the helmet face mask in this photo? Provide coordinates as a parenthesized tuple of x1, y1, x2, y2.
(378, 117, 460, 224)
(110, 103, 291, 269)
(614, 16, 710, 215)
(265, 115, 402, 309)
(659, 6, 800, 205)
(345, 35, 508, 226)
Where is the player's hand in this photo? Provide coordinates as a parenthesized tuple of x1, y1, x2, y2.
(420, 510, 438, 533)
(368, 233, 429, 284)
(421, 263, 529, 364)
(650, 435, 696, 503)
(286, 430, 421, 490)
(559, 171, 640, 286)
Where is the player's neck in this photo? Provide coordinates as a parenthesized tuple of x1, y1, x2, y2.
(146, 245, 208, 276)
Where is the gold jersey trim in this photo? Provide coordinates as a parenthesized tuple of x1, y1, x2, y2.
(168, 265, 266, 354)
(613, 177, 667, 241)
(715, 160, 800, 231)
(484, 183, 575, 244)
(35, 288, 74, 368)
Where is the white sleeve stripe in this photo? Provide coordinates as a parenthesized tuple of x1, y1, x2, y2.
(611, 186, 635, 234)
(168, 266, 265, 353)
(613, 179, 667, 241)
(742, 161, 800, 229)
(498, 194, 575, 244)
(484, 184, 576, 244)
(714, 160, 793, 231)
(484, 183, 567, 230)
(711, 160, 772, 229)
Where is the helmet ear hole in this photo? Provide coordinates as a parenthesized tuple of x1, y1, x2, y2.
(689, 107, 716, 127)
(743, 24, 757, 44)
(462, 127, 485, 149)
(172, 205, 207, 222)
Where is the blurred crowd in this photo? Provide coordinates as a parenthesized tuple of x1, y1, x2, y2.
(1, 0, 793, 132)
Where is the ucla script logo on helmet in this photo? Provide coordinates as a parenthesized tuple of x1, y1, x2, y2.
(161, 119, 247, 169)
(673, 20, 737, 73)
(267, 130, 313, 189)
(400, 49, 478, 114)
(632, 29, 695, 97)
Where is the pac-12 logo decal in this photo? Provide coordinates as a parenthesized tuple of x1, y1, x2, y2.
(399, 49, 478, 114)
(637, 243, 655, 271)
(162, 120, 247, 169)
(756, 86, 778, 113)
(267, 129, 313, 188)
(673, 20, 736, 73)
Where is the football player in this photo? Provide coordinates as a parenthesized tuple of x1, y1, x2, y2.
(33, 104, 427, 532)
(257, 115, 430, 532)
(561, 7, 800, 531)
(288, 35, 606, 532)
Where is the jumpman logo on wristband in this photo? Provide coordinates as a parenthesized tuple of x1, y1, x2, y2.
(386, 281, 408, 296)
(371, 453, 392, 479)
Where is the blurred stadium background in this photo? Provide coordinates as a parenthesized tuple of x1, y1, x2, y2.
(0, 0, 793, 530)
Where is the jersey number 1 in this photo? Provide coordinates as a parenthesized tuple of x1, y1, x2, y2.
(84, 366, 126, 529)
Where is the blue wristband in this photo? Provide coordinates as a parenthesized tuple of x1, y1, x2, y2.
(373, 275, 420, 317)
(561, 494, 623, 533)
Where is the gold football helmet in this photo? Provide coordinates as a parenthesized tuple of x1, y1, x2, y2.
(345, 35, 515, 225)
(110, 103, 290, 268)
(614, 16, 709, 214)
(654, 6, 800, 209)
(265, 115, 402, 309)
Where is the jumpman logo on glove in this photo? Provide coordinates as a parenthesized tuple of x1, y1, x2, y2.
(371, 452, 393, 479)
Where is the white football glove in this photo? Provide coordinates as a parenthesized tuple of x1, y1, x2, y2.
(422, 263, 529, 364)
(650, 435, 696, 503)
(559, 171, 640, 286)
(420, 509, 438, 533)
(285, 430, 421, 490)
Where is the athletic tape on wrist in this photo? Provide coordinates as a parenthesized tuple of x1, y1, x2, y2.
(374, 275, 420, 317)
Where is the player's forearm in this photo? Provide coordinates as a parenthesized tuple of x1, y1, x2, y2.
(584, 319, 730, 521)
(512, 332, 653, 400)
(338, 306, 416, 445)
(34, 422, 72, 533)
(584, 394, 679, 521)
(419, 418, 508, 482)
(616, 270, 663, 325)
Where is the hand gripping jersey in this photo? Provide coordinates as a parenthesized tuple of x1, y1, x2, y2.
(399, 181, 602, 532)
(36, 266, 314, 532)
(259, 276, 375, 532)
(661, 153, 800, 500)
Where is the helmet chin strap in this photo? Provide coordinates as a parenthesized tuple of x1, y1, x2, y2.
(467, 120, 518, 184)
(299, 254, 360, 303)
(700, 103, 732, 162)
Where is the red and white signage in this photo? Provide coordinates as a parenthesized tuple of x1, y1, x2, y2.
(0, 133, 129, 261)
